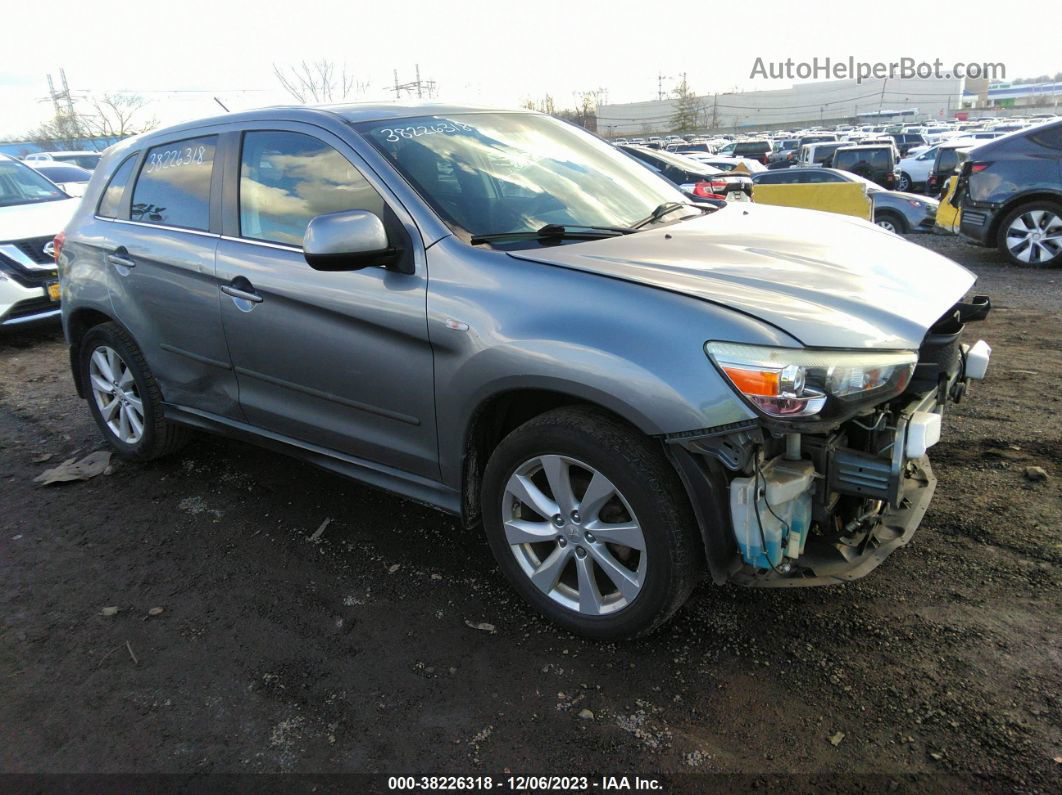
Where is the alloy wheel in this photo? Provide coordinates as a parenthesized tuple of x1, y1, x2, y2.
(897, 173, 911, 191)
(502, 455, 646, 616)
(1006, 209, 1062, 264)
(89, 346, 145, 445)
(876, 219, 897, 233)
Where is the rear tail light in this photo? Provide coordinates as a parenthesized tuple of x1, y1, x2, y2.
(692, 181, 726, 199)
(970, 161, 991, 173)
(52, 230, 65, 264)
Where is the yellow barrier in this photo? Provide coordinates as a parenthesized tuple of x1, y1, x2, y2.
(935, 176, 961, 233)
(751, 182, 872, 221)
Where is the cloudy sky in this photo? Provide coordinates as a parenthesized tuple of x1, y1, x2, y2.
(2, 0, 1057, 138)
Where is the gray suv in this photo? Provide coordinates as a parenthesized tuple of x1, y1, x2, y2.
(59, 104, 992, 639)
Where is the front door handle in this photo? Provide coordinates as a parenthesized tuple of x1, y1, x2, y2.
(221, 283, 264, 304)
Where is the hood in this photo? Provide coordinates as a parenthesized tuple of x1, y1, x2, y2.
(508, 203, 975, 349)
(892, 191, 937, 205)
(0, 198, 79, 242)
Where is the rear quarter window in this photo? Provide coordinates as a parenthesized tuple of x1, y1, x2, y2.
(130, 136, 217, 230)
(96, 155, 139, 218)
(1029, 126, 1062, 150)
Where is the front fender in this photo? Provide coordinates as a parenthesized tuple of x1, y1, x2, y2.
(425, 240, 796, 489)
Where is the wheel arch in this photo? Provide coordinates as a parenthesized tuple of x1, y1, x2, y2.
(66, 307, 129, 398)
(874, 208, 906, 233)
(987, 191, 1062, 248)
(459, 385, 659, 528)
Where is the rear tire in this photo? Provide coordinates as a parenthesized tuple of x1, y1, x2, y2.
(80, 322, 190, 461)
(480, 407, 703, 640)
(896, 172, 912, 192)
(996, 201, 1062, 267)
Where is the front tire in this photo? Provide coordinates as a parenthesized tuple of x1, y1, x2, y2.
(80, 322, 189, 460)
(996, 201, 1062, 267)
(875, 211, 907, 234)
(480, 407, 702, 640)
(896, 172, 912, 192)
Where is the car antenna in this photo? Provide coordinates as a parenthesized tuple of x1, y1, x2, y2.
(213, 97, 230, 113)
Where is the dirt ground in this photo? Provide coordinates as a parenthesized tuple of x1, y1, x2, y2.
(1, 234, 1059, 792)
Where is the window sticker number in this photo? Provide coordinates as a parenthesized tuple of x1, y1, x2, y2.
(377, 120, 473, 143)
(145, 145, 208, 173)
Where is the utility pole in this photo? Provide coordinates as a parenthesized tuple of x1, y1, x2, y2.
(59, 68, 75, 117)
(390, 66, 435, 100)
(657, 72, 672, 101)
(46, 73, 62, 118)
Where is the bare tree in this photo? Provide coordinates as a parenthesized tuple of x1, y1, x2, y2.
(25, 92, 156, 148)
(273, 60, 366, 104)
(27, 113, 89, 149)
(522, 95, 557, 115)
(83, 93, 158, 137)
(522, 89, 608, 131)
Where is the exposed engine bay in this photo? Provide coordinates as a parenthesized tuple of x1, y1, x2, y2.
(673, 294, 992, 586)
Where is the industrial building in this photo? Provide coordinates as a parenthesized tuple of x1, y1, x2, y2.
(596, 76, 967, 136)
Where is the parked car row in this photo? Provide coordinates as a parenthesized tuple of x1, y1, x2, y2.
(616, 115, 1060, 200)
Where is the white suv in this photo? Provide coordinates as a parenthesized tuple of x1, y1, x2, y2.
(0, 155, 79, 328)
(896, 145, 942, 192)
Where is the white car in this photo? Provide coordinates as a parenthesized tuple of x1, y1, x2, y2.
(27, 163, 93, 198)
(896, 146, 940, 192)
(0, 155, 79, 328)
(23, 150, 102, 171)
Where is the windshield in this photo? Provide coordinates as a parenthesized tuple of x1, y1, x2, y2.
(0, 159, 69, 207)
(357, 113, 687, 238)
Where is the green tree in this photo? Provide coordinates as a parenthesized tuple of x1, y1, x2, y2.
(669, 76, 703, 134)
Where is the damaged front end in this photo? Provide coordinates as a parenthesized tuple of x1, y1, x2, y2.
(669, 295, 992, 587)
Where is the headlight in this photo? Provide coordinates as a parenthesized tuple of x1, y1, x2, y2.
(705, 342, 917, 418)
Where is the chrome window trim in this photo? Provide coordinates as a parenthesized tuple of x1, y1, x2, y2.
(111, 218, 220, 239)
(219, 235, 302, 253)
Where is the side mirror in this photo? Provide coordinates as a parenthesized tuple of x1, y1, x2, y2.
(303, 210, 400, 272)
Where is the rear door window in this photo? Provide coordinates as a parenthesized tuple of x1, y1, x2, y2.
(238, 130, 385, 247)
(131, 136, 217, 230)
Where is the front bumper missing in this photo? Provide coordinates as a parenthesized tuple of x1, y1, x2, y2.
(731, 457, 936, 587)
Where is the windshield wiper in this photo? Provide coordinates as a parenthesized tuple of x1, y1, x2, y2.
(470, 223, 633, 245)
(631, 201, 701, 230)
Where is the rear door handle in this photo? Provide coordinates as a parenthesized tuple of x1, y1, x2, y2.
(107, 248, 135, 269)
(221, 284, 264, 303)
